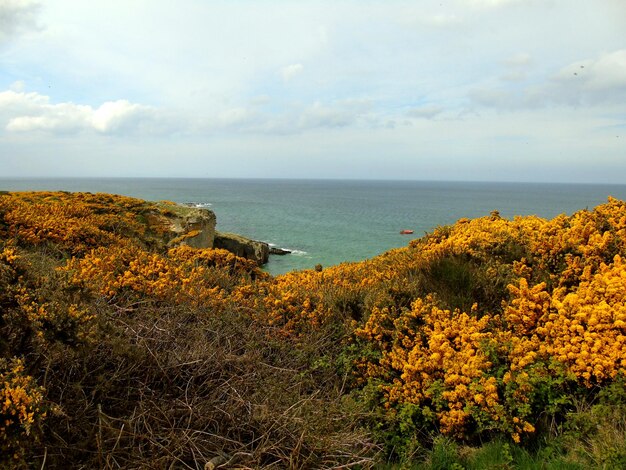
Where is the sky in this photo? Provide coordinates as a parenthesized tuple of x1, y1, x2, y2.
(0, 0, 625, 183)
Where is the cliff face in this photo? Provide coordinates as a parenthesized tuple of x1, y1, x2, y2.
(153, 203, 270, 266)
(149, 203, 217, 249)
(214, 232, 270, 266)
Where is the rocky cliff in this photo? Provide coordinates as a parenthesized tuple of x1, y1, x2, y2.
(152, 203, 270, 266)
(214, 232, 270, 265)
(149, 203, 217, 249)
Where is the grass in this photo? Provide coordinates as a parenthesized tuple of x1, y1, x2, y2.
(380, 439, 585, 470)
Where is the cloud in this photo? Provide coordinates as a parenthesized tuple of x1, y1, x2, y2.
(194, 97, 378, 135)
(472, 49, 626, 109)
(296, 102, 354, 129)
(0, 0, 40, 45)
(0, 86, 385, 138)
(201, 98, 378, 135)
(407, 105, 444, 119)
(1, 90, 162, 135)
(281, 63, 304, 82)
(538, 49, 626, 106)
(249, 95, 271, 106)
(467, 0, 527, 8)
(402, 13, 463, 29)
(9, 80, 26, 92)
(294, 99, 378, 131)
(605, 0, 626, 17)
(217, 107, 258, 128)
(0, 89, 49, 116)
(553, 49, 626, 93)
(91, 100, 157, 133)
(500, 52, 532, 81)
(500, 71, 526, 82)
(425, 14, 463, 27)
(504, 52, 532, 67)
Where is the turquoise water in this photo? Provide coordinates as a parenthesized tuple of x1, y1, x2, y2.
(2, 178, 626, 275)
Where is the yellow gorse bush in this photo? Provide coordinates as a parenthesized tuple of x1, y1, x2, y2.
(0, 358, 45, 457)
(2, 190, 626, 448)
(347, 197, 626, 441)
(357, 299, 504, 436)
(63, 244, 263, 309)
(222, 196, 625, 443)
(0, 191, 152, 254)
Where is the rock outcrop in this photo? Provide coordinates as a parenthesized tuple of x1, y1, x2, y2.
(214, 232, 270, 266)
(270, 247, 291, 255)
(149, 203, 217, 249)
(147, 203, 274, 266)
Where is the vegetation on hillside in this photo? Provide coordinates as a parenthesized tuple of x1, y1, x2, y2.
(1, 191, 625, 468)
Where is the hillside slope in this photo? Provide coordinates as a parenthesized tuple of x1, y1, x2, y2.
(1, 191, 625, 468)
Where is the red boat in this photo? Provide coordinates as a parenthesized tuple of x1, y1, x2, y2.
(400, 229, 414, 235)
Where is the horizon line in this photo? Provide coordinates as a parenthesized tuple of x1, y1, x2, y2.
(1, 175, 626, 186)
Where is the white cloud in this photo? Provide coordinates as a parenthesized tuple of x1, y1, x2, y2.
(281, 63, 304, 82)
(467, 0, 527, 8)
(407, 105, 444, 119)
(217, 107, 257, 128)
(0, 87, 383, 137)
(553, 49, 626, 92)
(472, 49, 626, 109)
(0, 0, 40, 45)
(0, 1, 624, 181)
(7, 104, 91, 133)
(249, 95, 271, 106)
(0, 89, 49, 115)
(504, 52, 532, 67)
(427, 14, 463, 27)
(297, 102, 353, 129)
(293, 99, 378, 131)
(500, 53, 532, 81)
(194, 98, 379, 135)
(402, 13, 463, 28)
(1, 90, 161, 134)
(539, 49, 626, 107)
(91, 100, 154, 133)
(9, 80, 26, 92)
(500, 71, 527, 82)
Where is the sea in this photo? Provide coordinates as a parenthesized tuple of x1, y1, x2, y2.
(2, 178, 626, 275)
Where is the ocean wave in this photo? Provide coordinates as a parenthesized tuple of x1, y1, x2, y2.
(267, 243, 306, 255)
(182, 202, 213, 208)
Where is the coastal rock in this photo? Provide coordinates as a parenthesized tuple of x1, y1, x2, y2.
(145, 203, 270, 265)
(150, 203, 217, 249)
(269, 247, 291, 256)
(214, 232, 270, 265)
